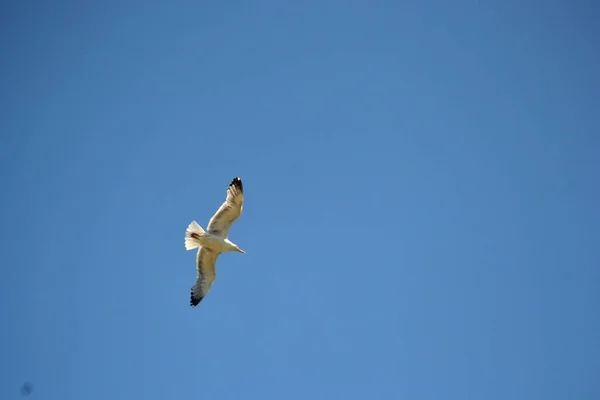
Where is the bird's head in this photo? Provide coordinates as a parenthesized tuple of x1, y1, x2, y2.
(235, 246, 246, 254)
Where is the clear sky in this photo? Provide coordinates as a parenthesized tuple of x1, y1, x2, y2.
(1, 1, 599, 399)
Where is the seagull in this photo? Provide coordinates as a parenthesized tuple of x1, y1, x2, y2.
(184, 177, 246, 307)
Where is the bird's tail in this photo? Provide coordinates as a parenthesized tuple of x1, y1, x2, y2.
(185, 220, 205, 250)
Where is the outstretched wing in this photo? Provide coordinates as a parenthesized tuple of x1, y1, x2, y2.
(207, 177, 244, 238)
(190, 247, 219, 307)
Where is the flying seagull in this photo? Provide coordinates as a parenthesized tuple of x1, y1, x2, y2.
(184, 177, 246, 307)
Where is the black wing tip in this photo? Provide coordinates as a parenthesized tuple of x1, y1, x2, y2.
(230, 176, 243, 192)
(190, 290, 204, 307)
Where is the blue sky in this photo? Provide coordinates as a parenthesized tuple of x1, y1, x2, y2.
(1, 1, 599, 399)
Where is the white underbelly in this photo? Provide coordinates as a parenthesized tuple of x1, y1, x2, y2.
(198, 233, 233, 252)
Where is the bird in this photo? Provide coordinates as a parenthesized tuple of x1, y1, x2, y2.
(184, 177, 246, 307)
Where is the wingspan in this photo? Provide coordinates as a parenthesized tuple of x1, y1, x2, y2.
(190, 247, 219, 307)
(206, 177, 244, 238)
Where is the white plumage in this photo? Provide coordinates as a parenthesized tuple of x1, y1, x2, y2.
(184, 177, 245, 307)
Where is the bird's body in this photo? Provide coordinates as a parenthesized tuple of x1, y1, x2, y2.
(184, 177, 245, 307)
(188, 229, 244, 254)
